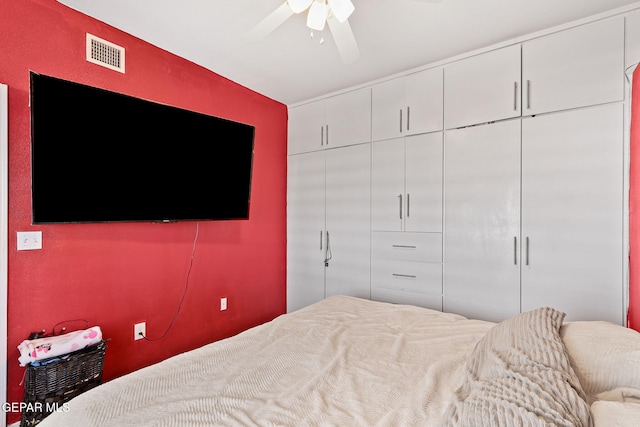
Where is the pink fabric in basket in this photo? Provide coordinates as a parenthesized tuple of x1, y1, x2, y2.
(17, 326, 102, 366)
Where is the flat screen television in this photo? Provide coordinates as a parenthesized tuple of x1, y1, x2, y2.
(30, 72, 255, 224)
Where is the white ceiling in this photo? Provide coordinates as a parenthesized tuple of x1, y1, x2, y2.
(57, 0, 640, 105)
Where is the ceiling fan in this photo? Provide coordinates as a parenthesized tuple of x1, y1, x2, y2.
(248, 0, 444, 64)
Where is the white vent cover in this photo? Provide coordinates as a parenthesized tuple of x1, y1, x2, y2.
(86, 33, 125, 73)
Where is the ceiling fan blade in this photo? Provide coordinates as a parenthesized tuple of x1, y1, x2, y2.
(327, 15, 360, 64)
(247, 2, 294, 42)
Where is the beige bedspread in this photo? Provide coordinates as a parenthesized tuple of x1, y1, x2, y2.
(38, 296, 493, 427)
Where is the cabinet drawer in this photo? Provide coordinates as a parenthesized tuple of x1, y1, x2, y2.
(372, 287, 443, 311)
(372, 260, 442, 294)
(372, 232, 442, 262)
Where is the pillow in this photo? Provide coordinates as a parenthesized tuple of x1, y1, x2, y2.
(441, 307, 591, 427)
(561, 321, 640, 397)
(591, 400, 640, 427)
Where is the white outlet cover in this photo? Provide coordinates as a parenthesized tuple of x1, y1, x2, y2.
(220, 297, 227, 311)
(17, 231, 42, 250)
(134, 322, 146, 341)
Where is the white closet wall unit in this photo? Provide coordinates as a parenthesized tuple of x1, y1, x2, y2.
(287, 6, 632, 323)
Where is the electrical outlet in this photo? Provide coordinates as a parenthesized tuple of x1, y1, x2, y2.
(134, 322, 146, 341)
(220, 297, 227, 311)
(17, 231, 42, 250)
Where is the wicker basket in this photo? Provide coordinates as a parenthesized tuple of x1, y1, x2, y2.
(21, 341, 107, 427)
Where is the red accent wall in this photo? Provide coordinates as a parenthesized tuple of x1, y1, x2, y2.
(630, 66, 640, 331)
(0, 0, 287, 423)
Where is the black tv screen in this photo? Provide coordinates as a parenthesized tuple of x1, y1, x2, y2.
(30, 72, 255, 224)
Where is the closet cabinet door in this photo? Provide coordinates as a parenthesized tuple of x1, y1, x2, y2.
(372, 138, 405, 232)
(521, 104, 623, 324)
(444, 45, 521, 129)
(444, 120, 521, 322)
(325, 88, 372, 149)
(372, 79, 405, 142)
(404, 68, 443, 136)
(288, 101, 326, 155)
(522, 17, 624, 116)
(286, 152, 326, 312)
(404, 133, 442, 232)
(325, 144, 371, 299)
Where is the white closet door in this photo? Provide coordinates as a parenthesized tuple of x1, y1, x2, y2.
(521, 104, 624, 323)
(405, 133, 443, 232)
(288, 101, 326, 155)
(325, 144, 371, 299)
(444, 44, 521, 129)
(325, 88, 372, 149)
(522, 17, 624, 116)
(286, 152, 326, 312)
(372, 138, 405, 231)
(372, 78, 405, 142)
(444, 120, 521, 322)
(404, 68, 444, 135)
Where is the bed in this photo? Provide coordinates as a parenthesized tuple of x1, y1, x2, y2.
(37, 295, 640, 426)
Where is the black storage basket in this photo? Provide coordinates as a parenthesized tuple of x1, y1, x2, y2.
(21, 341, 107, 427)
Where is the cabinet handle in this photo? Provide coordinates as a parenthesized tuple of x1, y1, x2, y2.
(525, 236, 530, 266)
(325, 125, 329, 146)
(406, 193, 410, 218)
(514, 236, 517, 265)
(392, 245, 417, 249)
(320, 126, 324, 146)
(324, 230, 332, 267)
(399, 109, 403, 133)
(526, 80, 531, 110)
(406, 106, 411, 131)
(513, 82, 518, 111)
(320, 230, 323, 250)
(392, 273, 417, 279)
(398, 194, 403, 219)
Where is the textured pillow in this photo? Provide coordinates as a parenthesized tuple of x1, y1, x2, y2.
(561, 321, 640, 397)
(441, 307, 591, 427)
(591, 400, 640, 427)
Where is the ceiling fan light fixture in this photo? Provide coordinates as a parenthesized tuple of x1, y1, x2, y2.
(327, 0, 354, 23)
(287, 0, 313, 14)
(307, 1, 328, 31)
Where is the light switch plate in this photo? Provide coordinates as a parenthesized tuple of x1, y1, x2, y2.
(17, 231, 42, 250)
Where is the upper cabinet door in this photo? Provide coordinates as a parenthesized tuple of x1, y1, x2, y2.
(404, 68, 444, 136)
(288, 101, 326, 155)
(444, 44, 521, 129)
(522, 17, 624, 116)
(372, 68, 443, 141)
(325, 87, 372, 149)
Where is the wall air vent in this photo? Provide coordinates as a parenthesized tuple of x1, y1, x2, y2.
(86, 33, 125, 73)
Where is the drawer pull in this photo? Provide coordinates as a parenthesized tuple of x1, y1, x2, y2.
(392, 244, 417, 249)
(392, 273, 417, 279)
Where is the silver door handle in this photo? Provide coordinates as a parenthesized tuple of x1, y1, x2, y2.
(398, 194, 403, 219)
(399, 109, 403, 133)
(525, 236, 530, 266)
(392, 245, 417, 249)
(526, 80, 531, 110)
(392, 273, 417, 279)
(320, 126, 324, 146)
(406, 193, 410, 218)
(513, 82, 518, 111)
(325, 124, 329, 146)
(514, 236, 517, 265)
(320, 230, 323, 250)
(406, 106, 411, 131)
